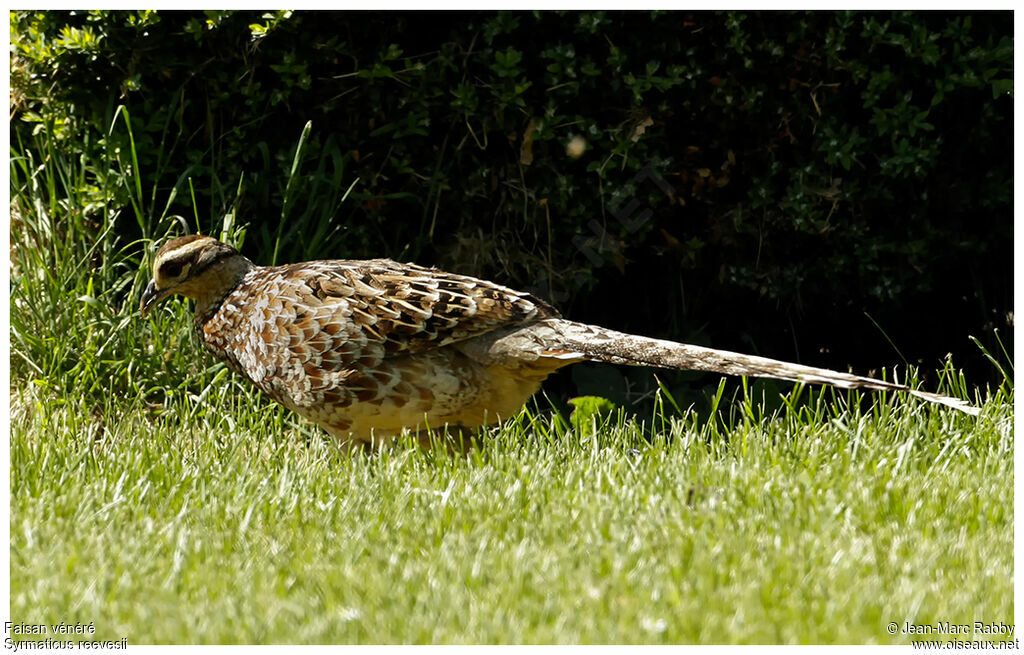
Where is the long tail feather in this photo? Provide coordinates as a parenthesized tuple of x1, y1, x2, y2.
(532, 319, 980, 416)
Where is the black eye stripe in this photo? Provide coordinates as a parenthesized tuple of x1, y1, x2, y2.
(192, 248, 233, 275)
(156, 242, 235, 280)
(160, 261, 185, 278)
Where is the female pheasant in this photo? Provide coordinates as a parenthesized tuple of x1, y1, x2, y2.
(140, 235, 978, 448)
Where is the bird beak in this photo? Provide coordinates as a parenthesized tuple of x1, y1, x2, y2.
(139, 279, 171, 317)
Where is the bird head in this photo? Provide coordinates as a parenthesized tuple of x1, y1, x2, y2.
(140, 235, 251, 317)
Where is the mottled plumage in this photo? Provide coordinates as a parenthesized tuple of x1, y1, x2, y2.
(141, 235, 978, 448)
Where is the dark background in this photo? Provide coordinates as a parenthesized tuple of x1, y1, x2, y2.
(11, 10, 1013, 409)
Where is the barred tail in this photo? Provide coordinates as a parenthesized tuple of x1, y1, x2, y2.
(531, 319, 980, 416)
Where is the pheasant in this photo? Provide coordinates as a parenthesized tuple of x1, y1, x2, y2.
(140, 235, 979, 448)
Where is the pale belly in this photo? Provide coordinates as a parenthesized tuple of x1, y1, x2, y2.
(283, 348, 567, 446)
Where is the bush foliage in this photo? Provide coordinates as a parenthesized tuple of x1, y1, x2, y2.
(10, 10, 1013, 398)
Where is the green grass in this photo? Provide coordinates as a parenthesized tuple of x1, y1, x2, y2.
(9, 105, 1014, 645)
(10, 380, 1013, 644)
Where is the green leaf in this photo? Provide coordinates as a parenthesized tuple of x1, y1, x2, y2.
(568, 395, 618, 434)
(991, 78, 1013, 99)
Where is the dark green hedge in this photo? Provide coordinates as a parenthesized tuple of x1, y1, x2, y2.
(12, 10, 1013, 394)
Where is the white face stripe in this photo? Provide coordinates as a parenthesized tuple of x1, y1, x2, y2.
(156, 239, 213, 266)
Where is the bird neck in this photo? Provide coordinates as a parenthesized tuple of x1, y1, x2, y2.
(192, 255, 255, 323)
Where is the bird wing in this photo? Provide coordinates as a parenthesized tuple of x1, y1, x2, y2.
(260, 258, 558, 363)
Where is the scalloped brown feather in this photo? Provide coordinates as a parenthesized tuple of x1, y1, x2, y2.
(144, 236, 979, 448)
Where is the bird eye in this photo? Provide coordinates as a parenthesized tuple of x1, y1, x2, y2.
(160, 261, 184, 278)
